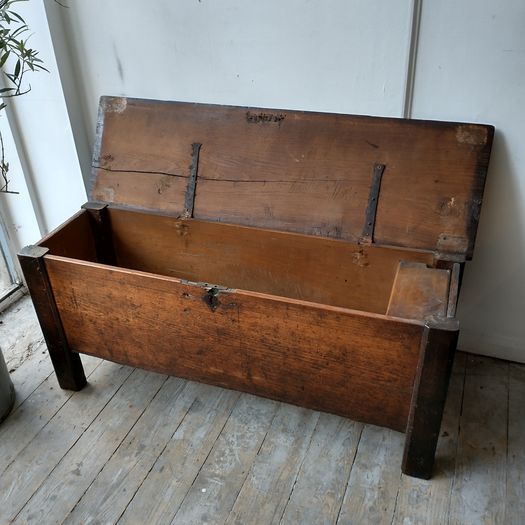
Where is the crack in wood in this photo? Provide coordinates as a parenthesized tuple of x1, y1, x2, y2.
(92, 165, 188, 180)
(92, 165, 355, 185)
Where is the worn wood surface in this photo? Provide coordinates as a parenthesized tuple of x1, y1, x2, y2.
(506, 363, 525, 525)
(387, 261, 450, 320)
(36, 209, 97, 262)
(119, 386, 240, 524)
(0, 298, 519, 525)
(393, 354, 467, 524)
(16, 369, 167, 524)
(91, 96, 493, 258)
(448, 355, 508, 524)
(64, 378, 198, 524)
(108, 207, 434, 314)
(279, 414, 363, 525)
(225, 405, 320, 525)
(402, 323, 459, 478)
(0, 360, 133, 523)
(337, 425, 405, 524)
(18, 246, 86, 391)
(81, 202, 117, 265)
(44, 255, 424, 431)
(171, 394, 279, 525)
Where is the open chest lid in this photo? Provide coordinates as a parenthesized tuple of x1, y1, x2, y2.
(90, 96, 494, 260)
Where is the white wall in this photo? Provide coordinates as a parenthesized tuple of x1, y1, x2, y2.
(5, 0, 524, 362)
(412, 1, 525, 362)
(53, 0, 415, 152)
(0, 0, 85, 253)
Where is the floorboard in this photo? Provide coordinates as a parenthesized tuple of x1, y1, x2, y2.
(0, 297, 522, 525)
(448, 356, 508, 525)
(505, 363, 525, 525)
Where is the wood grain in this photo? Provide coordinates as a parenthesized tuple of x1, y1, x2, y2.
(44, 255, 424, 431)
(15, 369, 167, 525)
(387, 262, 450, 320)
(279, 413, 363, 525)
(337, 426, 404, 525)
(92, 96, 493, 258)
(171, 394, 279, 525)
(225, 404, 319, 525)
(448, 356, 507, 524)
(37, 210, 97, 262)
(402, 324, 459, 479)
(18, 246, 86, 391)
(64, 378, 198, 525)
(119, 386, 240, 524)
(0, 355, 100, 478)
(506, 364, 525, 525)
(108, 207, 434, 314)
(393, 356, 467, 524)
(0, 361, 132, 523)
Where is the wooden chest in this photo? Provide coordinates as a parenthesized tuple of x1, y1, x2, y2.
(19, 97, 493, 479)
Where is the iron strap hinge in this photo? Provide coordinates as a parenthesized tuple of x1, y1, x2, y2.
(359, 163, 386, 245)
(182, 142, 202, 219)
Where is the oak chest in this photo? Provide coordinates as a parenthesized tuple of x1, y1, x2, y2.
(19, 97, 493, 479)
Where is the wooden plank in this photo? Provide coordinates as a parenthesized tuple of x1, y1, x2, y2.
(0, 295, 53, 408)
(225, 405, 319, 525)
(109, 208, 434, 314)
(118, 386, 240, 524)
(92, 169, 188, 216)
(171, 394, 279, 525)
(505, 363, 525, 524)
(45, 256, 425, 431)
(15, 369, 168, 525)
(448, 356, 507, 524)
(81, 202, 116, 265)
(18, 246, 86, 390)
(0, 354, 101, 477)
(279, 413, 363, 525)
(37, 209, 97, 262)
(393, 354, 466, 524)
(446, 262, 461, 318)
(337, 426, 404, 525)
(0, 361, 133, 523)
(387, 262, 450, 320)
(63, 379, 200, 525)
(92, 96, 493, 257)
(402, 322, 459, 479)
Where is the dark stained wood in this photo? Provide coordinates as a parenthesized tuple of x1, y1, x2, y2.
(387, 262, 450, 320)
(44, 255, 425, 432)
(81, 202, 116, 265)
(37, 210, 97, 262)
(17, 246, 86, 391)
(402, 321, 459, 478)
(447, 263, 461, 318)
(108, 207, 434, 314)
(92, 96, 493, 258)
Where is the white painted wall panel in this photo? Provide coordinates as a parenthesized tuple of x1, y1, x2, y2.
(412, 1, 525, 361)
(57, 0, 413, 149)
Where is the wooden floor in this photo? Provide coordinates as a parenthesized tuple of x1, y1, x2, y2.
(0, 296, 523, 525)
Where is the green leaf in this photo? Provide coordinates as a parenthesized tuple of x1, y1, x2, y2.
(13, 57, 20, 77)
(8, 11, 25, 24)
(0, 50, 9, 67)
